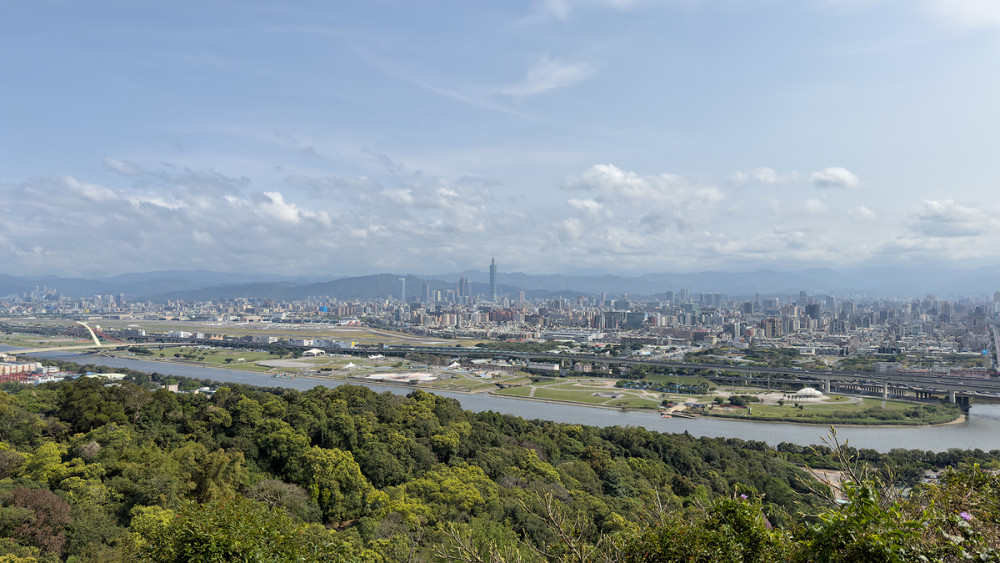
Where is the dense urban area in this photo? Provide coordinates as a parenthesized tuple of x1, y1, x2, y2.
(5, 275, 999, 375)
(4, 276, 1000, 561)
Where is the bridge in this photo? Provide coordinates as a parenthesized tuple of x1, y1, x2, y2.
(5, 327, 996, 408)
(4, 322, 182, 355)
(331, 344, 1000, 408)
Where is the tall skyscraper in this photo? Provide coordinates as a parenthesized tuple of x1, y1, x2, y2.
(489, 257, 497, 302)
(400, 277, 406, 304)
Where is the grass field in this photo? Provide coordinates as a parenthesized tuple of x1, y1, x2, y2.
(497, 386, 534, 397)
(0, 333, 95, 349)
(607, 396, 662, 408)
(425, 378, 497, 392)
(530, 388, 616, 404)
(708, 397, 961, 425)
(744, 398, 911, 417)
(492, 377, 663, 408)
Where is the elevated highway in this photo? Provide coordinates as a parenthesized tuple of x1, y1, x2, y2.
(6, 332, 995, 407)
(338, 344, 1000, 407)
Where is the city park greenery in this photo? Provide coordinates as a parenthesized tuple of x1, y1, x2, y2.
(0, 361, 999, 560)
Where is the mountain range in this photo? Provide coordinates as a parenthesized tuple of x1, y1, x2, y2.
(3, 264, 999, 302)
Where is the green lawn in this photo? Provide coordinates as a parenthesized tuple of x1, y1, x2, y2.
(0, 333, 92, 348)
(607, 396, 661, 409)
(748, 398, 912, 417)
(426, 377, 497, 392)
(531, 388, 623, 404)
(709, 397, 960, 425)
(495, 386, 535, 397)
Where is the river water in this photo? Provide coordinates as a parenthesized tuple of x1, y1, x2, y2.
(26, 349, 1000, 452)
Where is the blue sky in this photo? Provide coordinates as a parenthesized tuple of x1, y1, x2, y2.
(2, 0, 999, 277)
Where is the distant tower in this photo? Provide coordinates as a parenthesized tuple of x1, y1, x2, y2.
(400, 277, 406, 304)
(489, 257, 497, 302)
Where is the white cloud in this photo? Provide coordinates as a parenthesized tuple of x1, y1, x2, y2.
(544, 163, 737, 268)
(64, 176, 118, 202)
(909, 199, 994, 237)
(558, 217, 585, 242)
(810, 167, 860, 189)
(804, 199, 827, 213)
(381, 189, 416, 205)
(527, 0, 637, 21)
(568, 164, 723, 205)
(567, 198, 604, 214)
(731, 167, 783, 185)
(849, 205, 878, 220)
(926, 0, 1000, 29)
(536, 0, 570, 20)
(502, 55, 597, 97)
(104, 157, 141, 176)
(127, 194, 187, 211)
(192, 231, 215, 245)
(258, 191, 303, 224)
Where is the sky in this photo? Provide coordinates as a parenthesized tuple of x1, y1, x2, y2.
(2, 0, 1000, 278)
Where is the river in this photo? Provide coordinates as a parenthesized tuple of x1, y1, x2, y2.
(25, 349, 1000, 453)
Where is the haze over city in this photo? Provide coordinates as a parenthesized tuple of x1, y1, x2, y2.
(3, 1, 999, 278)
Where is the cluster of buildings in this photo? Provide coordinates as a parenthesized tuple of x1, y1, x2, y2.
(3, 272, 1000, 368)
(0, 353, 63, 384)
(393, 290, 999, 362)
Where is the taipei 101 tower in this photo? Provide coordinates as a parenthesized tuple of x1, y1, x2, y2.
(489, 257, 497, 302)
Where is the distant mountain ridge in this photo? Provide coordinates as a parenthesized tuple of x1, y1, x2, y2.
(2, 265, 999, 301)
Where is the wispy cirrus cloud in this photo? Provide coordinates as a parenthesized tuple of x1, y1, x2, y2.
(925, 0, 1000, 29)
(502, 55, 597, 97)
(526, 0, 637, 22)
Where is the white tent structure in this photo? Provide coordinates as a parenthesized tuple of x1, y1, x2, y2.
(790, 387, 825, 401)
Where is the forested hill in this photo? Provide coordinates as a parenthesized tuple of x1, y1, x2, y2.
(2, 376, 1000, 561)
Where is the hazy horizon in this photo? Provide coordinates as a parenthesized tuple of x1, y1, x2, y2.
(3, 1, 999, 278)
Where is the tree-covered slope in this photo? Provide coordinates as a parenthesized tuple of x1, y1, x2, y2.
(0, 376, 998, 561)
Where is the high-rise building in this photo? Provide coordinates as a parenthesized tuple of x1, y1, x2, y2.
(763, 317, 782, 339)
(400, 277, 406, 304)
(489, 257, 497, 301)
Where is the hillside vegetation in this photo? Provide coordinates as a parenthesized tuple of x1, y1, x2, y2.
(0, 374, 999, 561)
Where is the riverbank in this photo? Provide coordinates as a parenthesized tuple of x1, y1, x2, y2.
(46, 351, 973, 429)
(486, 390, 661, 412)
(703, 411, 967, 428)
(485, 389, 967, 428)
(21, 346, 1000, 451)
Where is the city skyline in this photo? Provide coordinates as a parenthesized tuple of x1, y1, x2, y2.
(2, 1, 999, 278)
